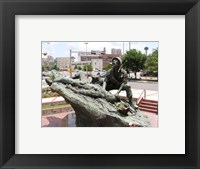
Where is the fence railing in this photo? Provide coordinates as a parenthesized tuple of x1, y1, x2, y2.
(137, 89, 146, 105)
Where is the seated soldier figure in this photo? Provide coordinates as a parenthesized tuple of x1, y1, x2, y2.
(103, 57, 134, 108)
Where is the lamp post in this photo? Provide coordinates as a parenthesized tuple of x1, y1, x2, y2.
(84, 42, 88, 77)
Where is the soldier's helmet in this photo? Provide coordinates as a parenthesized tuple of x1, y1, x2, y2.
(112, 57, 122, 66)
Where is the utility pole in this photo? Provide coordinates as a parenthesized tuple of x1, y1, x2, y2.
(123, 42, 124, 55)
(84, 42, 88, 77)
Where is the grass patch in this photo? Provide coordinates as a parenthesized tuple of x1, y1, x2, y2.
(42, 103, 70, 110)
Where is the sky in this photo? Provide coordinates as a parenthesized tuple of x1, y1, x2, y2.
(42, 41, 158, 61)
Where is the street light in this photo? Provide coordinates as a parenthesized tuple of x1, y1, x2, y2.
(84, 42, 88, 54)
(84, 42, 88, 77)
(42, 52, 47, 56)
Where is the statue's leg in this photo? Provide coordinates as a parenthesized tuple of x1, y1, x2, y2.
(122, 84, 134, 107)
(105, 85, 113, 91)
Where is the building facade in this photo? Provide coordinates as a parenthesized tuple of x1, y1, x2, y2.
(78, 48, 122, 68)
(111, 48, 122, 55)
(55, 57, 70, 69)
(42, 55, 55, 69)
(79, 48, 106, 62)
(91, 59, 103, 71)
(72, 61, 91, 68)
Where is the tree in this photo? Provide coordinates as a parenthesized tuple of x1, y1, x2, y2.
(78, 66, 82, 70)
(74, 64, 78, 70)
(45, 66, 50, 71)
(103, 64, 112, 71)
(145, 49, 158, 76)
(83, 64, 86, 71)
(52, 65, 59, 71)
(83, 63, 93, 71)
(87, 63, 93, 71)
(122, 49, 147, 79)
(42, 66, 45, 72)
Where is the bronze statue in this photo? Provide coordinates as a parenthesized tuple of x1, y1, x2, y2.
(103, 57, 134, 108)
(45, 70, 150, 127)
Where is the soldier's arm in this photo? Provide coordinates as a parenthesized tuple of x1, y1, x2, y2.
(122, 70, 128, 84)
(110, 76, 120, 86)
(116, 82, 125, 95)
(115, 70, 128, 95)
(103, 70, 110, 90)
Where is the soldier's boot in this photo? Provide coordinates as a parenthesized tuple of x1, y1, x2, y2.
(123, 84, 137, 109)
(128, 96, 134, 108)
(128, 96, 139, 109)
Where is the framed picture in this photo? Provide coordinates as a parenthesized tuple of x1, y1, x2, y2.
(0, 0, 199, 168)
(41, 41, 159, 128)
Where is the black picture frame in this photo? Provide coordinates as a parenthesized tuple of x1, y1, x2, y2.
(0, 0, 200, 168)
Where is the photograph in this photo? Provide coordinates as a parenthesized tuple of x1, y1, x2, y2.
(41, 41, 159, 127)
(1, 0, 200, 167)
